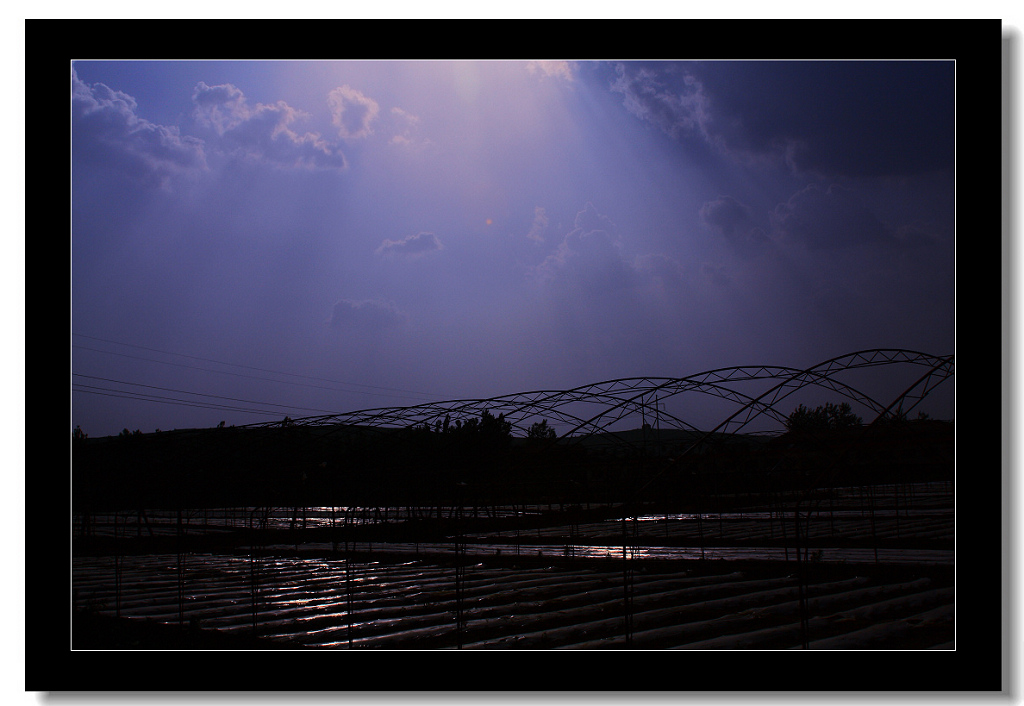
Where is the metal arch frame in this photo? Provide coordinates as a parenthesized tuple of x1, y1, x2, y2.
(651, 349, 953, 451)
(792, 352, 956, 510)
(622, 349, 954, 502)
(240, 349, 953, 454)
(257, 366, 870, 436)
(551, 365, 888, 441)
(242, 374, 830, 453)
(865, 353, 955, 426)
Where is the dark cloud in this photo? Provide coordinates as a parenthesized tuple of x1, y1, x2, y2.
(633, 253, 689, 294)
(700, 263, 731, 287)
(699, 196, 773, 257)
(770, 183, 895, 250)
(329, 299, 408, 330)
(699, 195, 751, 237)
(893, 223, 947, 249)
(72, 70, 206, 187)
(535, 204, 694, 311)
(752, 61, 954, 178)
(375, 231, 444, 258)
(535, 203, 635, 293)
(192, 82, 347, 171)
(612, 61, 954, 178)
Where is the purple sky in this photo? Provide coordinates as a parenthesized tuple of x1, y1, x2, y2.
(71, 60, 956, 437)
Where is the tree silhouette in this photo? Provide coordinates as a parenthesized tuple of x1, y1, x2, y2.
(785, 402, 862, 434)
(527, 419, 557, 440)
(478, 410, 512, 440)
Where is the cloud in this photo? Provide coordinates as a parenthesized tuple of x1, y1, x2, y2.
(328, 85, 380, 140)
(700, 263, 732, 287)
(683, 62, 953, 178)
(700, 195, 752, 239)
(610, 63, 711, 143)
(525, 207, 549, 242)
(529, 205, 704, 382)
(534, 203, 699, 309)
(192, 82, 347, 171)
(328, 299, 408, 330)
(536, 203, 634, 292)
(375, 231, 444, 259)
(893, 223, 945, 248)
(72, 70, 206, 187)
(633, 253, 689, 294)
(777, 62, 954, 177)
(190, 81, 247, 133)
(535, 204, 694, 301)
(610, 62, 954, 179)
(389, 107, 423, 146)
(571, 201, 616, 236)
(770, 184, 895, 250)
(527, 61, 575, 82)
(699, 196, 772, 254)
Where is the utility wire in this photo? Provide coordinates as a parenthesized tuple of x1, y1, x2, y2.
(72, 373, 341, 415)
(72, 344, 438, 404)
(72, 333, 439, 399)
(72, 386, 290, 417)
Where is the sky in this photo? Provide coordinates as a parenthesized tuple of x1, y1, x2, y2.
(70, 59, 957, 438)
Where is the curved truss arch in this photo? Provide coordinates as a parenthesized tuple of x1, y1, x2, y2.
(243, 349, 953, 455)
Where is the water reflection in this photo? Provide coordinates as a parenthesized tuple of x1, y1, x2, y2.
(247, 540, 952, 566)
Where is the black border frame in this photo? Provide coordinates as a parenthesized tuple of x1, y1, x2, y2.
(39, 18, 1005, 694)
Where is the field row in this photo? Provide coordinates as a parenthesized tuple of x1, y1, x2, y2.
(73, 552, 954, 650)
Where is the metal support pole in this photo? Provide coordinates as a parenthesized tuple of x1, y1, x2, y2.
(622, 515, 634, 648)
(454, 506, 467, 649)
(176, 509, 186, 627)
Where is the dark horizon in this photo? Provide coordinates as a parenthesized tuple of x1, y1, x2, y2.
(74, 347, 956, 443)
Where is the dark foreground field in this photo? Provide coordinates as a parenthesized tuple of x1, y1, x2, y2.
(72, 479, 954, 651)
(70, 418, 955, 650)
(73, 554, 953, 651)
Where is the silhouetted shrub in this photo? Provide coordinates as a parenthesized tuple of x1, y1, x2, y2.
(785, 402, 862, 434)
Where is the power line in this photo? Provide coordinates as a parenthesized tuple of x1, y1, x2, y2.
(72, 373, 341, 415)
(72, 333, 439, 399)
(71, 344, 438, 404)
(72, 386, 289, 418)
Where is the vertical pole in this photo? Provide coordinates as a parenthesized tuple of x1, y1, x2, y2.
(696, 507, 706, 562)
(868, 484, 879, 565)
(514, 504, 521, 557)
(794, 507, 809, 649)
(346, 559, 355, 648)
(176, 509, 186, 627)
(893, 479, 901, 539)
(250, 508, 261, 636)
(330, 506, 338, 554)
(345, 503, 355, 649)
(778, 495, 789, 562)
(454, 505, 467, 649)
(622, 514, 634, 648)
(114, 512, 122, 619)
(829, 490, 835, 537)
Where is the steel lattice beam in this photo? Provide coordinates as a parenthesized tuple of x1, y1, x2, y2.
(240, 349, 954, 454)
